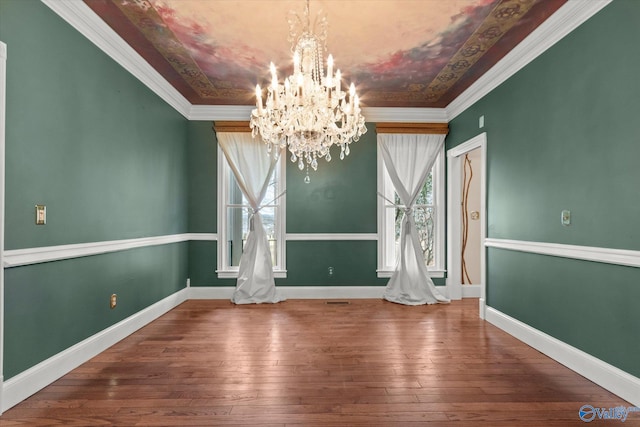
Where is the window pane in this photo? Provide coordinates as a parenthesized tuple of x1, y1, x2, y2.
(225, 160, 280, 268)
(393, 173, 435, 268)
(415, 206, 435, 267)
(419, 172, 433, 205)
(227, 206, 247, 267)
(394, 206, 435, 267)
(260, 206, 277, 265)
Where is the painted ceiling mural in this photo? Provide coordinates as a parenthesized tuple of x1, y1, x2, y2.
(85, 0, 566, 107)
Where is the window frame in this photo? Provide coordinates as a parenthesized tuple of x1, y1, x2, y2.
(216, 145, 287, 278)
(376, 145, 445, 278)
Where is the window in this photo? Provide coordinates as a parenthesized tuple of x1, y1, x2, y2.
(377, 147, 445, 277)
(217, 146, 286, 278)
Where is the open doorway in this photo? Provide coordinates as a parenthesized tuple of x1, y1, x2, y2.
(461, 147, 482, 287)
(446, 133, 486, 318)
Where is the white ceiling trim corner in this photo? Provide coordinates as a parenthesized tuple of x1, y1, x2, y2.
(445, 0, 613, 121)
(41, 0, 192, 118)
(188, 105, 254, 121)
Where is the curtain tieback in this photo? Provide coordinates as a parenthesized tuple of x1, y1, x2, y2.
(377, 191, 413, 215)
(246, 190, 288, 231)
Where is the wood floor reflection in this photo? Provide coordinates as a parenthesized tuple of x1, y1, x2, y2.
(0, 298, 631, 426)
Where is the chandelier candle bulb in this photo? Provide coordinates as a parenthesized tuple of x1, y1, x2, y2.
(336, 69, 341, 93)
(349, 83, 356, 107)
(327, 54, 333, 84)
(255, 85, 263, 114)
(270, 62, 277, 90)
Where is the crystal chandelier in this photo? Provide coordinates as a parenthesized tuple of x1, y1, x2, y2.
(250, 0, 367, 178)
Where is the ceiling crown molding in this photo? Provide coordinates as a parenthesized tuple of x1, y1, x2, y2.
(445, 0, 613, 121)
(188, 105, 254, 121)
(188, 105, 449, 123)
(41, 0, 192, 118)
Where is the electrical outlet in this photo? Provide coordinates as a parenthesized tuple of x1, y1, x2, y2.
(561, 210, 571, 226)
(328, 267, 334, 277)
(110, 294, 117, 309)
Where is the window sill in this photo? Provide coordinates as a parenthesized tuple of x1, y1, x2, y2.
(217, 269, 288, 279)
(377, 269, 446, 279)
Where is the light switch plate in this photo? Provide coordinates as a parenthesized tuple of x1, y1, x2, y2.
(561, 210, 571, 226)
(35, 205, 46, 225)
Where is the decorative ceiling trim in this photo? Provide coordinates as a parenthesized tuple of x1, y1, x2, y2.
(188, 105, 254, 121)
(446, 0, 613, 120)
(41, 0, 191, 118)
(376, 123, 449, 135)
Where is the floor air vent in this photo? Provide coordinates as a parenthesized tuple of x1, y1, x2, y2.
(325, 301, 350, 305)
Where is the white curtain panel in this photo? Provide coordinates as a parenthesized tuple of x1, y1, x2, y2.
(378, 133, 450, 305)
(217, 132, 284, 304)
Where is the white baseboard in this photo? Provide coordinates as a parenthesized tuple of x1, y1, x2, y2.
(1, 288, 189, 413)
(189, 285, 452, 300)
(485, 306, 640, 407)
(282, 286, 386, 299)
(462, 284, 481, 298)
(189, 286, 235, 300)
(189, 286, 388, 300)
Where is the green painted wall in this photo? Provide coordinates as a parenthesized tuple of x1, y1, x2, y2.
(278, 241, 387, 287)
(186, 121, 222, 287)
(4, 243, 188, 379)
(286, 125, 377, 233)
(1, 0, 189, 380)
(447, 0, 640, 377)
(187, 121, 217, 233)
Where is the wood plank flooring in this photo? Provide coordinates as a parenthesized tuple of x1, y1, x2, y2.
(0, 298, 634, 426)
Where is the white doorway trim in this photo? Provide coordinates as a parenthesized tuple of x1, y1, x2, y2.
(447, 132, 486, 318)
(0, 40, 7, 413)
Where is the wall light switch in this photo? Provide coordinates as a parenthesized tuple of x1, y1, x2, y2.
(479, 115, 485, 128)
(35, 205, 46, 225)
(561, 210, 571, 226)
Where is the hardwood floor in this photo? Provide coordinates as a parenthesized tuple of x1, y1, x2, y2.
(0, 298, 633, 426)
